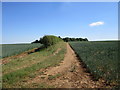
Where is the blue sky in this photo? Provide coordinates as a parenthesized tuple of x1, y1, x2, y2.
(2, 2, 118, 44)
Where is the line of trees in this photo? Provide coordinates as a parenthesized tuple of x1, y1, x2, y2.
(61, 37, 88, 42)
(31, 36, 88, 44)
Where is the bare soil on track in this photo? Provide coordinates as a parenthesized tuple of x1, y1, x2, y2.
(24, 43, 110, 88)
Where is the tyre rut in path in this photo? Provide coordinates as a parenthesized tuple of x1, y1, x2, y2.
(25, 43, 109, 88)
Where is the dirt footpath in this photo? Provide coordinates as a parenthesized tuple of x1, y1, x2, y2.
(25, 43, 110, 88)
(45, 43, 107, 88)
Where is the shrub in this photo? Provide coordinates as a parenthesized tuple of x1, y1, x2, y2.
(40, 35, 63, 47)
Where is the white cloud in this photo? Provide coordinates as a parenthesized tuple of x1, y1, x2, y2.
(89, 21, 104, 27)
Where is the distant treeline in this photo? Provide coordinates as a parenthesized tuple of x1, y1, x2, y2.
(61, 37, 88, 42)
(31, 36, 88, 44)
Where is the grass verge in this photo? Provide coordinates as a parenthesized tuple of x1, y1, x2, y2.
(2, 42, 66, 88)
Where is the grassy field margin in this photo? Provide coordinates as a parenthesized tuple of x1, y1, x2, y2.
(2, 42, 66, 88)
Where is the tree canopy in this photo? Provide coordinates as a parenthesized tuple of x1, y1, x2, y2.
(31, 35, 88, 44)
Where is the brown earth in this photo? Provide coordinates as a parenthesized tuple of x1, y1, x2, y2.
(23, 43, 111, 88)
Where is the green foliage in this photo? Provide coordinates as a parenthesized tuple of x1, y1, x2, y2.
(2, 42, 66, 88)
(48, 73, 62, 80)
(40, 35, 63, 47)
(1, 43, 42, 58)
(69, 41, 119, 85)
(62, 37, 88, 42)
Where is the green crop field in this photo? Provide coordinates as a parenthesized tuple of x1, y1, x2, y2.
(1, 43, 42, 58)
(69, 41, 119, 85)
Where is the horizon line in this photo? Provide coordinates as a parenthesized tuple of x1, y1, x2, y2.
(1, 39, 119, 44)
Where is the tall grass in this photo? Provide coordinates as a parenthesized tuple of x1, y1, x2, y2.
(1, 43, 42, 58)
(69, 41, 119, 85)
(2, 42, 66, 88)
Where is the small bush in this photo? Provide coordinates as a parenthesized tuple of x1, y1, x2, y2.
(40, 35, 63, 47)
